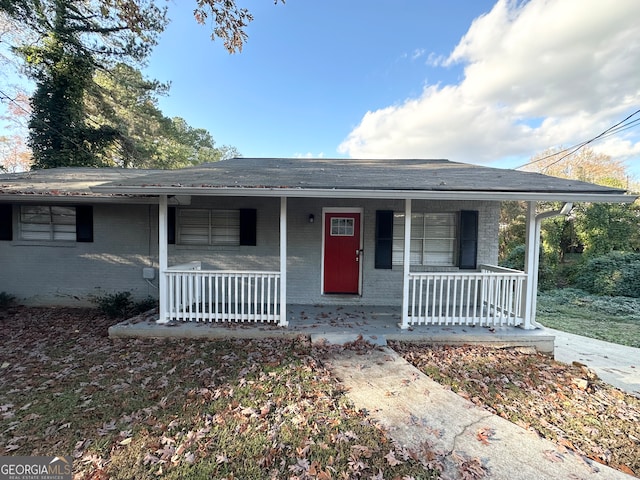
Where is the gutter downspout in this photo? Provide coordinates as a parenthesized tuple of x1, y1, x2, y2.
(527, 202, 573, 328)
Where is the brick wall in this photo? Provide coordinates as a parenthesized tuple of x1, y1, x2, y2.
(0, 197, 500, 307)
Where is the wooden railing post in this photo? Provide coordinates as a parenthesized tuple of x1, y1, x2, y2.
(401, 199, 412, 329)
(157, 195, 169, 324)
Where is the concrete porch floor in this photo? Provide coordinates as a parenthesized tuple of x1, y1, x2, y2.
(108, 304, 556, 355)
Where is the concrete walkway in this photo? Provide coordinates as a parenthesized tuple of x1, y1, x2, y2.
(327, 347, 635, 480)
(544, 327, 640, 397)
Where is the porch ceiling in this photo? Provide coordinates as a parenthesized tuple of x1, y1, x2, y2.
(90, 158, 635, 203)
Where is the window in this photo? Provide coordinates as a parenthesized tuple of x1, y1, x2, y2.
(20, 205, 76, 241)
(330, 217, 355, 236)
(176, 208, 240, 246)
(392, 212, 457, 266)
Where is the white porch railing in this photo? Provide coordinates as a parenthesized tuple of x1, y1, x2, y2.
(407, 264, 526, 326)
(165, 262, 282, 324)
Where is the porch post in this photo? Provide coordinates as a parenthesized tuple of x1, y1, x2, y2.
(157, 195, 169, 324)
(401, 198, 412, 329)
(279, 196, 288, 327)
(522, 201, 537, 329)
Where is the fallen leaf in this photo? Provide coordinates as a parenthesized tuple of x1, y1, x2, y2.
(543, 450, 564, 463)
(384, 450, 403, 466)
(476, 427, 495, 446)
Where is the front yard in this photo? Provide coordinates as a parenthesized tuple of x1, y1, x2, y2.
(0, 307, 435, 479)
(1, 307, 639, 478)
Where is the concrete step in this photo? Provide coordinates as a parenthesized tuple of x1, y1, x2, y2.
(310, 332, 387, 346)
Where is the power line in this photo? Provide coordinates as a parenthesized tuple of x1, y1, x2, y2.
(515, 108, 640, 170)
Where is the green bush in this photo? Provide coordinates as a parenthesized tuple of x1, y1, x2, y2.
(573, 252, 640, 297)
(95, 291, 158, 318)
(0, 292, 16, 310)
(500, 244, 557, 291)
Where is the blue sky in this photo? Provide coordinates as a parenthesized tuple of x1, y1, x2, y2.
(143, 0, 640, 177)
(1, 1, 639, 177)
(146, 0, 493, 157)
(145, 1, 495, 159)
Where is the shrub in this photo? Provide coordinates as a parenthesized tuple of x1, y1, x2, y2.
(95, 291, 158, 318)
(0, 292, 16, 310)
(573, 252, 640, 297)
(500, 244, 557, 291)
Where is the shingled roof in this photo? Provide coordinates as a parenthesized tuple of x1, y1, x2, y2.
(0, 168, 160, 201)
(1, 159, 633, 203)
(92, 158, 632, 202)
(0, 167, 160, 203)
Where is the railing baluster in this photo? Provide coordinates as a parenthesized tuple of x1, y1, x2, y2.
(267, 275, 272, 322)
(406, 267, 525, 327)
(452, 276, 458, 324)
(274, 274, 279, 322)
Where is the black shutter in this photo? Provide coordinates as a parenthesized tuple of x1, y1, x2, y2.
(75, 205, 93, 242)
(459, 210, 478, 269)
(168, 207, 176, 245)
(0, 204, 12, 241)
(239, 208, 257, 246)
(375, 210, 394, 269)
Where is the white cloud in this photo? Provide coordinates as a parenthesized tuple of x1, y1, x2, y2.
(293, 152, 325, 159)
(339, 0, 640, 168)
(411, 48, 426, 61)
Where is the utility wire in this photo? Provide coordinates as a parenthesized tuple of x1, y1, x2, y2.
(515, 108, 640, 170)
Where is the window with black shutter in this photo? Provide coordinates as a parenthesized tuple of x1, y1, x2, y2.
(458, 210, 478, 269)
(375, 210, 393, 269)
(0, 204, 12, 241)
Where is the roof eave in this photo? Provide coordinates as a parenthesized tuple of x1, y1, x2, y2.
(90, 186, 636, 203)
(0, 193, 159, 204)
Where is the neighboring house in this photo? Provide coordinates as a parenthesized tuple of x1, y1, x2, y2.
(0, 158, 634, 329)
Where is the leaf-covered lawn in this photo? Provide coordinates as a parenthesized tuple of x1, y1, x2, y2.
(0, 307, 436, 479)
(392, 342, 640, 478)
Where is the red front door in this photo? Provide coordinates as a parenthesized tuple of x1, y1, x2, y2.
(323, 212, 361, 294)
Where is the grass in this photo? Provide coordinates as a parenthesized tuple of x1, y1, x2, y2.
(0, 307, 437, 479)
(536, 288, 640, 347)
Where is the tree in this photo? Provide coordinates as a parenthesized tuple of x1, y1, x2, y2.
(1, 0, 167, 168)
(85, 63, 239, 168)
(1, 0, 274, 169)
(500, 147, 639, 274)
(0, 90, 32, 172)
(521, 147, 630, 189)
(85, 63, 170, 167)
(573, 202, 640, 256)
(0, 13, 34, 171)
(103, 0, 285, 53)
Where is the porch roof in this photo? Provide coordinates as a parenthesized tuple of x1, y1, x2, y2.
(92, 158, 634, 203)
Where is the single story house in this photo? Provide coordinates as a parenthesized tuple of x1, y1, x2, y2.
(0, 158, 634, 329)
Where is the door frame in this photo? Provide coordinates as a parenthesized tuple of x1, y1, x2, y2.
(320, 207, 364, 296)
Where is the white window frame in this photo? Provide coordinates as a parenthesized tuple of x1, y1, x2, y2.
(19, 205, 76, 242)
(393, 212, 458, 266)
(176, 208, 240, 246)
